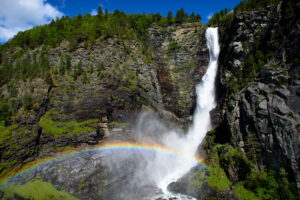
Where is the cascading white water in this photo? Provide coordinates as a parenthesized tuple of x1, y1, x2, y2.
(151, 27, 220, 199)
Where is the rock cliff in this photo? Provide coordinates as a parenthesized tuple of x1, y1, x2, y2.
(214, 0, 300, 189)
(0, 22, 207, 178)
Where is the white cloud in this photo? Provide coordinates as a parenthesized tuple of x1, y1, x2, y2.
(0, 0, 63, 43)
(206, 12, 213, 20)
(91, 9, 97, 16)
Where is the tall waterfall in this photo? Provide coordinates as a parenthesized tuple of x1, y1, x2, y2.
(152, 27, 220, 199)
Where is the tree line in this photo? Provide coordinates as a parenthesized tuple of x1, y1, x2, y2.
(0, 7, 201, 51)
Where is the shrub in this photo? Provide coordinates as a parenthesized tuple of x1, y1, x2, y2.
(0, 103, 11, 124)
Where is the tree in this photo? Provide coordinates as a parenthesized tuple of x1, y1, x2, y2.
(167, 11, 173, 24)
(176, 8, 187, 23)
(154, 13, 162, 22)
(113, 9, 120, 16)
(65, 55, 72, 70)
(195, 14, 202, 22)
(189, 12, 196, 22)
(97, 6, 104, 18)
(59, 57, 66, 75)
(0, 103, 11, 125)
(105, 8, 108, 19)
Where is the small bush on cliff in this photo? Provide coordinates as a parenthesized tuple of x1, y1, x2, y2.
(168, 41, 181, 53)
(0, 103, 11, 125)
(23, 94, 33, 110)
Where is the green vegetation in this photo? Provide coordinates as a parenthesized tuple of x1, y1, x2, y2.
(234, 0, 280, 12)
(108, 121, 130, 128)
(208, 0, 280, 25)
(242, 169, 298, 200)
(0, 7, 201, 51)
(209, 0, 299, 92)
(0, 49, 53, 86)
(202, 126, 299, 200)
(0, 103, 12, 125)
(0, 122, 18, 144)
(208, 8, 234, 27)
(23, 94, 33, 110)
(1, 179, 78, 200)
(175, 8, 201, 23)
(0, 123, 38, 177)
(168, 41, 181, 53)
(233, 182, 260, 200)
(206, 166, 231, 192)
(38, 109, 98, 138)
(0, 7, 203, 91)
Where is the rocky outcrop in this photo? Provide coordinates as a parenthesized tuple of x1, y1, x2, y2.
(214, 0, 300, 189)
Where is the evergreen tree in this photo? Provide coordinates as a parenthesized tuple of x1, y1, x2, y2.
(154, 13, 162, 22)
(59, 57, 66, 75)
(167, 11, 173, 24)
(189, 12, 196, 22)
(105, 8, 108, 19)
(66, 55, 72, 71)
(113, 9, 120, 16)
(97, 6, 104, 18)
(176, 8, 187, 23)
(195, 14, 202, 22)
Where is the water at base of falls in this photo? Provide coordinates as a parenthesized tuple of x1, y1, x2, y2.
(152, 193, 195, 200)
(150, 27, 220, 200)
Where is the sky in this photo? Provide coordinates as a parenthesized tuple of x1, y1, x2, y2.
(0, 0, 242, 43)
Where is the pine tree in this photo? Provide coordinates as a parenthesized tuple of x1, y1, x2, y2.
(189, 12, 196, 22)
(105, 8, 108, 19)
(167, 11, 173, 24)
(195, 14, 202, 22)
(97, 6, 104, 18)
(176, 8, 187, 23)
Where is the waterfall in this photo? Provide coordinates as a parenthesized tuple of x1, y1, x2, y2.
(152, 27, 220, 199)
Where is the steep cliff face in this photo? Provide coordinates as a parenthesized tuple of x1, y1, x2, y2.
(215, 0, 300, 189)
(0, 22, 207, 177)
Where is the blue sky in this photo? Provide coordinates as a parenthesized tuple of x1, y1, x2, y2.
(48, 0, 241, 21)
(0, 0, 241, 43)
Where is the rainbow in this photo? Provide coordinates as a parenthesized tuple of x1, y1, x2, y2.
(0, 141, 204, 185)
